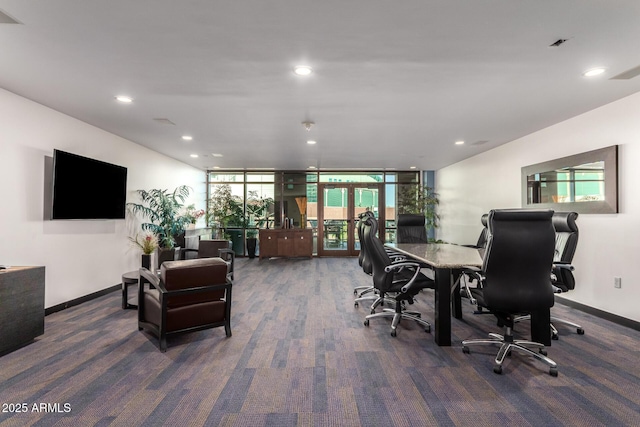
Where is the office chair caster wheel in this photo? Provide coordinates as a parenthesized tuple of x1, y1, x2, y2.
(353, 289, 358, 295)
(354, 302, 359, 307)
(552, 333, 559, 340)
(462, 346, 470, 354)
(493, 365, 503, 375)
(370, 309, 376, 315)
(390, 329, 397, 337)
(549, 367, 558, 377)
(577, 328, 585, 335)
(364, 319, 370, 327)
(424, 325, 430, 333)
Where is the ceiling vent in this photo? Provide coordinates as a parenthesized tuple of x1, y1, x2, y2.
(549, 38, 568, 47)
(610, 65, 640, 80)
(153, 118, 176, 125)
(0, 9, 20, 24)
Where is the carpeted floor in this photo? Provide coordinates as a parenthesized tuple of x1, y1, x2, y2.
(1, 257, 639, 426)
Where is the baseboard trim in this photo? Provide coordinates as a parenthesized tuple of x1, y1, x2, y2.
(555, 295, 640, 331)
(45, 284, 120, 316)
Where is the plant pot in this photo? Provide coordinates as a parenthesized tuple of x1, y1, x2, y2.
(246, 237, 257, 259)
(141, 252, 158, 274)
(157, 247, 179, 267)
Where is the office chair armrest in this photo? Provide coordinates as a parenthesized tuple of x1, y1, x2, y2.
(553, 262, 574, 271)
(384, 261, 421, 273)
(462, 266, 484, 283)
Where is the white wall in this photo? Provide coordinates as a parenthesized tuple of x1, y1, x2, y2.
(436, 91, 640, 322)
(0, 89, 206, 309)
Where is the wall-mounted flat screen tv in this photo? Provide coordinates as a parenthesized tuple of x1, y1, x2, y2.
(51, 149, 128, 220)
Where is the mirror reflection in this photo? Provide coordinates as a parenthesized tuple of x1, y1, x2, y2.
(526, 161, 605, 204)
(521, 145, 618, 214)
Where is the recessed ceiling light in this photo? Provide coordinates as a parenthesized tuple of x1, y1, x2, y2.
(182, 135, 193, 141)
(115, 95, 133, 103)
(308, 166, 317, 169)
(409, 166, 417, 169)
(294, 65, 313, 76)
(190, 154, 199, 158)
(455, 140, 465, 145)
(213, 166, 220, 169)
(307, 140, 317, 145)
(583, 67, 606, 77)
(211, 153, 223, 157)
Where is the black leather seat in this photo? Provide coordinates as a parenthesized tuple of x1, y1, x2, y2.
(362, 216, 434, 336)
(461, 210, 558, 376)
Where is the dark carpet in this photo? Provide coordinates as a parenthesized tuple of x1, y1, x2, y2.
(1, 257, 639, 426)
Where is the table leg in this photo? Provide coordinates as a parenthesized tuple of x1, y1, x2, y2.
(121, 280, 128, 309)
(434, 267, 452, 346)
(451, 268, 463, 319)
(530, 309, 551, 346)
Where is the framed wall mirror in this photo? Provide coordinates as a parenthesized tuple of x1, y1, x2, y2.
(521, 145, 618, 214)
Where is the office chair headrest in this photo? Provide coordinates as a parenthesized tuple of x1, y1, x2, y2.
(480, 214, 488, 227)
(552, 212, 579, 233)
(397, 214, 425, 227)
(358, 211, 375, 219)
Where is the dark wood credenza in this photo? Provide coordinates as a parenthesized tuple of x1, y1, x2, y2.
(0, 266, 45, 356)
(259, 229, 313, 259)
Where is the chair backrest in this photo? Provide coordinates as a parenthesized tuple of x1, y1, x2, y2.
(482, 210, 556, 313)
(360, 213, 376, 275)
(362, 216, 394, 292)
(552, 212, 579, 291)
(396, 213, 427, 243)
(357, 211, 375, 268)
(197, 239, 232, 258)
(161, 258, 228, 308)
(552, 212, 579, 263)
(475, 213, 489, 248)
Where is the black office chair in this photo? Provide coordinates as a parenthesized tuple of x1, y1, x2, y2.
(354, 213, 398, 310)
(459, 213, 489, 304)
(549, 211, 584, 338)
(353, 211, 376, 300)
(362, 215, 433, 336)
(461, 210, 558, 376)
(396, 214, 428, 243)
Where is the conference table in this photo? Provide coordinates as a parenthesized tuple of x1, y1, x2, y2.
(385, 243, 552, 347)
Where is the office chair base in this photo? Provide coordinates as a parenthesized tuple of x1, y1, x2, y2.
(514, 314, 584, 340)
(364, 308, 431, 336)
(462, 334, 558, 376)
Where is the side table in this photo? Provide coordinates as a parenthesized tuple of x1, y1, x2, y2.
(121, 271, 139, 309)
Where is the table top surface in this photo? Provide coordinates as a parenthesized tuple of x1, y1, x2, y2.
(386, 243, 483, 269)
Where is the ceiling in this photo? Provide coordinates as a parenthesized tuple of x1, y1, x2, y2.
(2, 1, 640, 172)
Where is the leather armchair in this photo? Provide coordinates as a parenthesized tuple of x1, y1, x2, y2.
(138, 257, 232, 352)
(181, 239, 235, 280)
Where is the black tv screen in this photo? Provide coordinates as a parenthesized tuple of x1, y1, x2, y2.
(51, 150, 127, 220)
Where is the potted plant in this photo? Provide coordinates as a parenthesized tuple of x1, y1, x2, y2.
(127, 185, 192, 265)
(183, 204, 205, 229)
(130, 231, 159, 272)
(397, 184, 440, 239)
(246, 191, 274, 258)
(208, 184, 247, 255)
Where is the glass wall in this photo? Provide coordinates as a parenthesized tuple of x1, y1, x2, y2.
(206, 170, 422, 255)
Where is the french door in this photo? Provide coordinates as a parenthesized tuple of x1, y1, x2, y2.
(317, 183, 382, 256)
